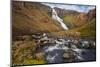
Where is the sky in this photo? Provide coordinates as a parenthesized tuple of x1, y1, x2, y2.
(42, 3, 95, 13)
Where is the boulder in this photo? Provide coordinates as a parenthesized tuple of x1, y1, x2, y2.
(63, 50, 76, 62)
(81, 41, 89, 48)
(33, 51, 45, 60)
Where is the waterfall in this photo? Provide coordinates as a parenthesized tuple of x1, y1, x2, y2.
(52, 8, 69, 30)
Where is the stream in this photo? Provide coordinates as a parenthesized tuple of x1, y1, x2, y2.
(32, 33, 96, 64)
(42, 44, 95, 63)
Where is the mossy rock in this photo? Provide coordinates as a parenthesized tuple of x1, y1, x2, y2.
(24, 59, 46, 65)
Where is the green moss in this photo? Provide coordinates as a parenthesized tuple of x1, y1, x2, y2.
(63, 16, 74, 28)
(64, 16, 75, 23)
(24, 59, 46, 65)
(13, 40, 37, 65)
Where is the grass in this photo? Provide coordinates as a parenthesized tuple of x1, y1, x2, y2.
(77, 18, 96, 39)
(12, 40, 37, 65)
(63, 14, 87, 28)
(12, 35, 47, 65)
(24, 59, 46, 65)
(50, 18, 96, 40)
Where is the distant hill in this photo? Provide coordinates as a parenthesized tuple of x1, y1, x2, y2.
(54, 7, 96, 29)
(63, 13, 88, 28)
(54, 7, 79, 18)
(52, 7, 88, 28)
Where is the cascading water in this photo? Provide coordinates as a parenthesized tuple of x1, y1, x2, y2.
(52, 8, 69, 30)
(33, 33, 95, 63)
(43, 39, 85, 63)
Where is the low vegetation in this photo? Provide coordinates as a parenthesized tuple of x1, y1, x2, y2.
(12, 39, 46, 65)
(77, 18, 96, 39)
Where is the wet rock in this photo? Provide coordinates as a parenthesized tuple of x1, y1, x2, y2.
(32, 34, 42, 40)
(33, 51, 45, 60)
(81, 41, 89, 48)
(55, 40, 65, 44)
(77, 40, 90, 48)
(89, 41, 96, 48)
(63, 50, 76, 62)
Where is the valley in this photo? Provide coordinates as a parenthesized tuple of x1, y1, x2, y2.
(12, 1, 96, 66)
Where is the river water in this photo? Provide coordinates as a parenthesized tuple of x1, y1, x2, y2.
(42, 43, 96, 63)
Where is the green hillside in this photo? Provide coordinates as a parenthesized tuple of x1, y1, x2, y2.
(63, 14, 88, 28)
(77, 18, 96, 39)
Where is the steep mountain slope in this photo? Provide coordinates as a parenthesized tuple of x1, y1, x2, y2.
(63, 8, 96, 29)
(76, 8, 96, 39)
(54, 7, 79, 18)
(12, 1, 63, 36)
(77, 18, 96, 39)
(87, 8, 96, 21)
(63, 13, 88, 28)
(52, 7, 88, 29)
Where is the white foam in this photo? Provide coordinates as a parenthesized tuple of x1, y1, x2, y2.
(77, 55, 84, 60)
(46, 53, 58, 63)
(52, 8, 68, 30)
(45, 44, 69, 52)
(45, 44, 59, 52)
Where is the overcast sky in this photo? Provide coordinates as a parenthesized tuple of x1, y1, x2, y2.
(42, 3, 95, 13)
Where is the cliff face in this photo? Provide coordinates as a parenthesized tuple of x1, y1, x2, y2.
(87, 8, 96, 21)
(54, 7, 79, 18)
(12, 1, 63, 35)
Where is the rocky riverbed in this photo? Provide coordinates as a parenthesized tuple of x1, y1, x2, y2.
(34, 33, 96, 63)
(12, 33, 96, 65)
